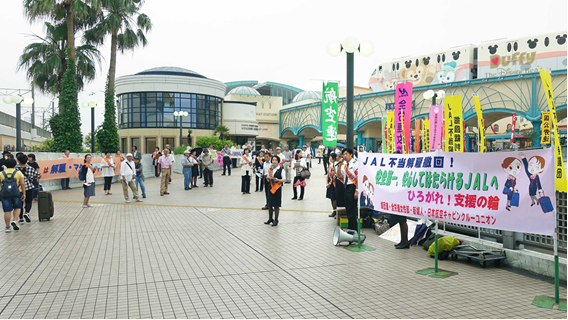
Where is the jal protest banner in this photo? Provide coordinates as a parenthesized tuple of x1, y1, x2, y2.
(322, 82, 339, 146)
(357, 149, 556, 235)
(422, 119, 430, 153)
(473, 96, 486, 153)
(415, 119, 421, 153)
(35, 157, 122, 181)
(444, 95, 464, 152)
(387, 111, 394, 154)
(541, 112, 551, 145)
(429, 105, 443, 151)
(382, 118, 388, 153)
(539, 68, 567, 192)
(394, 82, 412, 154)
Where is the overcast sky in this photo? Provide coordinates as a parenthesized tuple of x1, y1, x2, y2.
(0, 0, 566, 136)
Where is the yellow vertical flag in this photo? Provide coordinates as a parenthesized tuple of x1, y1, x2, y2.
(541, 112, 551, 145)
(415, 119, 421, 153)
(387, 111, 394, 154)
(539, 69, 567, 192)
(473, 95, 486, 153)
(444, 95, 464, 152)
(422, 119, 430, 152)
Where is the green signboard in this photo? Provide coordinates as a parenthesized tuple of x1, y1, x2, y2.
(322, 82, 339, 147)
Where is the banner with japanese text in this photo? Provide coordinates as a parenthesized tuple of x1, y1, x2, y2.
(541, 112, 551, 145)
(357, 149, 556, 235)
(473, 96, 486, 152)
(539, 68, 566, 192)
(429, 105, 443, 151)
(322, 82, 339, 146)
(415, 119, 421, 153)
(387, 111, 394, 154)
(422, 119, 430, 153)
(394, 82, 413, 154)
(382, 118, 388, 153)
(444, 95, 464, 152)
(35, 157, 123, 181)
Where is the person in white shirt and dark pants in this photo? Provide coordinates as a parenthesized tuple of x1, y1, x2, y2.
(120, 153, 142, 203)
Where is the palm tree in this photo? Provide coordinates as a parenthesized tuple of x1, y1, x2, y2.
(23, 0, 100, 60)
(214, 125, 230, 140)
(17, 21, 102, 111)
(84, 0, 152, 95)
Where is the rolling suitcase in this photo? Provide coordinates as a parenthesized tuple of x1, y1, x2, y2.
(538, 193, 554, 213)
(37, 191, 54, 221)
(510, 192, 520, 207)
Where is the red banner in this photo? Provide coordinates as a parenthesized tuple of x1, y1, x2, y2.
(35, 156, 123, 180)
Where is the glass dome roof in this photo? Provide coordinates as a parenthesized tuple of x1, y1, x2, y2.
(292, 91, 322, 103)
(227, 86, 261, 96)
(135, 67, 207, 79)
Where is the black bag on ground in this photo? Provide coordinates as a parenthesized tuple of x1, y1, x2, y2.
(422, 232, 437, 251)
(37, 191, 54, 221)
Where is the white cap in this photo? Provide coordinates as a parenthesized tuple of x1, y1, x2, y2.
(126, 153, 133, 157)
(184, 150, 190, 154)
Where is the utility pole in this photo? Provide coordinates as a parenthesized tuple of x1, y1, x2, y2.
(31, 85, 35, 128)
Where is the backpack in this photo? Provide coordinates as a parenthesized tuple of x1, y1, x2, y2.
(78, 166, 85, 181)
(1, 171, 21, 198)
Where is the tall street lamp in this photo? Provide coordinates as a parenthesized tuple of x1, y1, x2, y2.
(82, 102, 103, 153)
(174, 111, 188, 147)
(423, 89, 446, 106)
(3, 95, 34, 151)
(327, 36, 374, 149)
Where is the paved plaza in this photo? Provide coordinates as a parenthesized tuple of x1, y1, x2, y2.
(0, 162, 566, 319)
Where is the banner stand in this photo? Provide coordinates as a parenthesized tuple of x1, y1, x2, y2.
(416, 220, 458, 278)
(532, 231, 567, 310)
(345, 201, 375, 252)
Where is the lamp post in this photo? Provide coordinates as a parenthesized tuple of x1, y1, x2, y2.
(327, 37, 374, 149)
(82, 102, 103, 153)
(174, 111, 188, 147)
(423, 89, 446, 106)
(3, 95, 34, 151)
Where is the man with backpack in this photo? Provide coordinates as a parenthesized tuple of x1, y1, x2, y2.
(17, 154, 40, 224)
(1, 158, 25, 232)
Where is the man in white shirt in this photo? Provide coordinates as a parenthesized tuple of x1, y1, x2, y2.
(302, 146, 311, 170)
(120, 153, 142, 203)
(338, 148, 358, 231)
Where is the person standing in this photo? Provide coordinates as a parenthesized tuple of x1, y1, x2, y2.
(240, 147, 252, 194)
(264, 155, 285, 227)
(254, 150, 265, 192)
(26, 153, 41, 200)
(80, 154, 96, 208)
(134, 157, 146, 198)
(326, 165, 338, 218)
(221, 143, 231, 176)
(132, 146, 141, 161)
(152, 147, 160, 177)
(101, 151, 115, 195)
(181, 150, 193, 190)
(113, 150, 125, 183)
(302, 146, 311, 170)
(201, 149, 214, 187)
(166, 145, 175, 183)
(230, 143, 238, 169)
(1, 158, 25, 232)
(261, 152, 271, 210)
(60, 150, 71, 190)
(282, 145, 293, 184)
(322, 146, 330, 175)
(190, 149, 200, 188)
(158, 149, 172, 196)
(318, 145, 324, 164)
(17, 154, 40, 223)
(120, 153, 142, 202)
(338, 148, 358, 232)
(291, 150, 307, 200)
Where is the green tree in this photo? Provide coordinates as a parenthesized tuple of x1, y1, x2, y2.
(85, 0, 152, 154)
(214, 125, 230, 140)
(17, 21, 102, 110)
(83, 127, 102, 151)
(49, 52, 83, 152)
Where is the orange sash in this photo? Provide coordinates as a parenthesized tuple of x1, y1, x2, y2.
(104, 157, 112, 167)
(242, 155, 252, 165)
(269, 167, 282, 194)
(328, 172, 336, 187)
(344, 163, 357, 187)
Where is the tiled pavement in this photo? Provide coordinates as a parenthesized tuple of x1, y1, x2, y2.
(0, 162, 566, 319)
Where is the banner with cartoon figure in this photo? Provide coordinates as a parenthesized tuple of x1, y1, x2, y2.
(35, 157, 122, 181)
(358, 149, 556, 236)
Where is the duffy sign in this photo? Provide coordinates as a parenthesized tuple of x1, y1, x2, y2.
(358, 149, 556, 236)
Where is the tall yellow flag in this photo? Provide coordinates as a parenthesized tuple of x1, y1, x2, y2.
(473, 96, 486, 153)
(422, 119, 430, 152)
(387, 111, 394, 154)
(444, 95, 464, 152)
(539, 69, 567, 192)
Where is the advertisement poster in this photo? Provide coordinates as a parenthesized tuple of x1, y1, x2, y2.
(322, 82, 339, 146)
(357, 149, 556, 235)
(394, 82, 413, 154)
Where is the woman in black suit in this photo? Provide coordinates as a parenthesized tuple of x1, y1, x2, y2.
(264, 155, 285, 226)
(254, 150, 265, 192)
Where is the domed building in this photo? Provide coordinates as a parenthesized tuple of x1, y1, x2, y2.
(227, 86, 261, 96)
(115, 66, 226, 153)
(292, 91, 322, 103)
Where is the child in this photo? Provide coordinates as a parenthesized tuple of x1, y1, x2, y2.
(519, 152, 544, 206)
(501, 157, 522, 211)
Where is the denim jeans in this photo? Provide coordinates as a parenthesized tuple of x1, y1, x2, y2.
(183, 167, 192, 189)
(135, 176, 146, 196)
(60, 178, 69, 189)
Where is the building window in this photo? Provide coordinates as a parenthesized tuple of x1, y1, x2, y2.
(163, 137, 175, 149)
(131, 138, 140, 151)
(121, 138, 127, 153)
(145, 137, 156, 154)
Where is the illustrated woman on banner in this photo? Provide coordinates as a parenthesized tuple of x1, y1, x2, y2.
(501, 157, 522, 211)
(519, 153, 545, 206)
